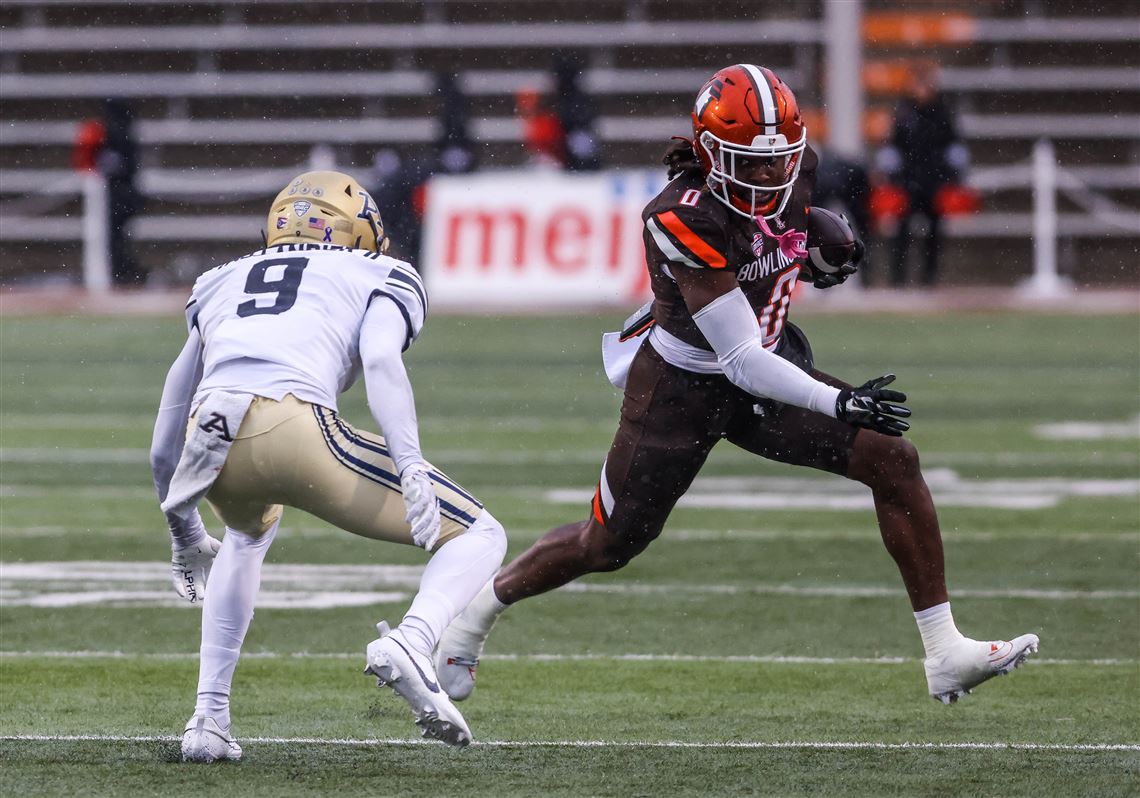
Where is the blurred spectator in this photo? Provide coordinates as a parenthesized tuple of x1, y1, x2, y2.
(809, 112, 873, 278)
(814, 153, 872, 246)
(371, 148, 428, 265)
(101, 99, 146, 286)
(434, 71, 478, 176)
(371, 73, 477, 268)
(880, 62, 968, 287)
(516, 87, 566, 168)
(515, 58, 601, 171)
(553, 56, 600, 171)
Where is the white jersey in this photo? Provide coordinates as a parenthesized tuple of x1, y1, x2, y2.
(188, 243, 427, 411)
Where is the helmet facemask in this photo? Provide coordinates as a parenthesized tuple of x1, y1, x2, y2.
(698, 127, 807, 220)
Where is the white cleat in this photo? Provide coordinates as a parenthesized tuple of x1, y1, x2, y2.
(365, 621, 473, 749)
(925, 633, 1040, 705)
(181, 715, 242, 763)
(434, 613, 491, 702)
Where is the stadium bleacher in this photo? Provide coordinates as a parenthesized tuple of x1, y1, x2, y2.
(1, 0, 1137, 286)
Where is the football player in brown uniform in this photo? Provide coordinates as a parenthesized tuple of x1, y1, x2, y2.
(437, 64, 1038, 706)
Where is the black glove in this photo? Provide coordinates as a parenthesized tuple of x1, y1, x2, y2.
(811, 231, 865, 290)
(835, 373, 911, 437)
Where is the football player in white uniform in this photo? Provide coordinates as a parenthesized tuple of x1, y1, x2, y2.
(150, 171, 507, 761)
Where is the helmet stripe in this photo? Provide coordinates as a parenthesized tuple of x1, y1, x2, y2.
(739, 63, 778, 134)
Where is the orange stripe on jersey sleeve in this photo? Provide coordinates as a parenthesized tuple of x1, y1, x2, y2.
(657, 211, 727, 269)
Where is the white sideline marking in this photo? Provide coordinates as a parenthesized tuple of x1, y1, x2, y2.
(1, 561, 1135, 609)
(0, 650, 1131, 667)
(1, 734, 1136, 752)
(1035, 417, 1140, 440)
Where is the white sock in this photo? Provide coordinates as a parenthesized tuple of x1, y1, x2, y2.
(914, 601, 966, 660)
(463, 575, 509, 632)
(194, 521, 279, 727)
(398, 510, 507, 656)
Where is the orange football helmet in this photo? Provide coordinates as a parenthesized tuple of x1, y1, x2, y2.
(692, 64, 808, 220)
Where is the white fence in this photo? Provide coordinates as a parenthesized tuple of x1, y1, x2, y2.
(3, 142, 1138, 299)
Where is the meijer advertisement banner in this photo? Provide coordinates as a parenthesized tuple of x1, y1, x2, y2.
(422, 170, 667, 309)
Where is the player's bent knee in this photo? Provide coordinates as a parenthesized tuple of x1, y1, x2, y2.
(882, 436, 922, 480)
(579, 518, 645, 573)
(851, 432, 923, 491)
(462, 509, 508, 560)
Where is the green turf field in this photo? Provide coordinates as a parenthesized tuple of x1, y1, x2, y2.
(1, 310, 1138, 797)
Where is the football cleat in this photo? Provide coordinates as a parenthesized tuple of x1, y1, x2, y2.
(434, 613, 493, 702)
(925, 633, 1040, 705)
(181, 715, 242, 763)
(364, 621, 472, 748)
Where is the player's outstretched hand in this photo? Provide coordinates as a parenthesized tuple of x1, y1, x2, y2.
(171, 534, 222, 604)
(401, 463, 441, 551)
(835, 373, 912, 437)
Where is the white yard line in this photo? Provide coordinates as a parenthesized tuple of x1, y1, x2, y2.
(6, 473, 1136, 510)
(547, 471, 1140, 512)
(0, 650, 1131, 666)
(3, 447, 1138, 467)
(1, 561, 1134, 608)
(0, 448, 148, 463)
(0, 415, 615, 433)
(2, 525, 1136, 544)
(2, 561, 1135, 607)
(0, 486, 157, 499)
(0, 734, 1135, 752)
(0, 415, 142, 429)
(561, 583, 1140, 600)
(1035, 418, 1140, 441)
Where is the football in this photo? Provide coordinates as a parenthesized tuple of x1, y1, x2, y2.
(805, 206, 856, 275)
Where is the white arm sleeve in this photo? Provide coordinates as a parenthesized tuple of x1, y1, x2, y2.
(150, 328, 205, 502)
(692, 288, 841, 417)
(359, 296, 427, 475)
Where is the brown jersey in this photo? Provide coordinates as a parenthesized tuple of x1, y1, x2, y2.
(641, 145, 818, 351)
